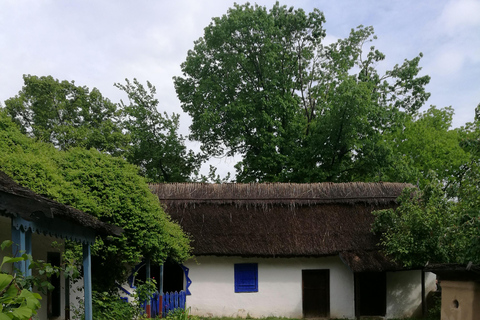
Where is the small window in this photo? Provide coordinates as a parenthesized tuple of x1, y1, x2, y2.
(234, 263, 258, 293)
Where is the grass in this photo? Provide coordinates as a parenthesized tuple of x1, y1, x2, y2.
(193, 317, 437, 320)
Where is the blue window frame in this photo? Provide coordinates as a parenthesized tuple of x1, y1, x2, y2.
(234, 263, 258, 293)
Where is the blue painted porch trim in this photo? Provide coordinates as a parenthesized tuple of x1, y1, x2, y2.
(9, 216, 96, 320)
(83, 243, 93, 320)
(11, 221, 27, 274)
(25, 231, 32, 277)
(146, 258, 151, 306)
(11, 215, 96, 244)
(180, 264, 192, 295)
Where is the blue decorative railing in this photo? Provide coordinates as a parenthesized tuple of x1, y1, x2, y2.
(142, 290, 186, 318)
(162, 291, 186, 316)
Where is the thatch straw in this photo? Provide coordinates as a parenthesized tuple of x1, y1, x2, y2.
(150, 182, 412, 208)
(150, 182, 411, 272)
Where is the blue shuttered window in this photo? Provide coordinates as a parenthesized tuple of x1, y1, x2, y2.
(234, 263, 258, 293)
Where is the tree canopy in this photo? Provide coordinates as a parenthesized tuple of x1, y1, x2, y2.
(0, 110, 191, 290)
(372, 106, 480, 267)
(174, 2, 430, 182)
(4, 75, 203, 183)
(4, 75, 129, 155)
(378, 106, 470, 188)
(116, 79, 204, 182)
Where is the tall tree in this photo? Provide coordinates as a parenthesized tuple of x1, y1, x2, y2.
(174, 3, 430, 182)
(4, 75, 129, 155)
(115, 79, 204, 182)
(3, 75, 203, 182)
(372, 106, 480, 267)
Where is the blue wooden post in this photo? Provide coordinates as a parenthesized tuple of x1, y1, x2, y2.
(159, 264, 164, 317)
(25, 230, 32, 277)
(83, 243, 93, 320)
(159, 264, 164, 294)
(146, 258, 151, 318)
(11, 218, 32, 277)
(11, 223, 26, 275)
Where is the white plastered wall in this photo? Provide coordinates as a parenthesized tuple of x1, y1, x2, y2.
(32, 233, 65, 320)
(386, 270, 437, 319)
(184, 255, 355, 319)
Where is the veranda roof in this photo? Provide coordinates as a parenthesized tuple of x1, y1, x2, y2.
(0, 170, 122, 237)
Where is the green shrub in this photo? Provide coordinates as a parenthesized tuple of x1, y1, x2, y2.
(165, 307, 199, 320)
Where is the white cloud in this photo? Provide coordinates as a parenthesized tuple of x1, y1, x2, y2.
(428, 47, 466, 77)
(439, 0, 480, 32)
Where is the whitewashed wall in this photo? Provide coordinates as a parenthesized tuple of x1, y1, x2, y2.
(386, 270, 436, 319)
(32, 233, 66, 320)
(184, 255, 355, 319)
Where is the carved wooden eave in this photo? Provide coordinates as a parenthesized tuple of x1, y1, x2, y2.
(0, 171, 122, 244)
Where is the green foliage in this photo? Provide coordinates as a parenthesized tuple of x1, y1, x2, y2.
(72, 280, 156, 320)
(372, 183, 459, 267)
(91, 291, 136, 320)
(426, 293, 441, 320)
(165, 307, 199, 320)
(0, 241, 42, 320)
(0, 110, 191, 291)
(373, 171, 480, 267)
(373, 105, 480, 267)
(115, 79, 204, 182)
(4, 75, 129, 155)
(380, 106, 470, 188)
(174, 3, 430, 182)
(3, 75, 203, 182)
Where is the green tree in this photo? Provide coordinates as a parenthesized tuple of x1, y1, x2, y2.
(373, 106, 480, 267)
(174, 2, 430, 182)
(115, 79, 203, 182)
(4, 75, 129, 155)
(0, 110, 191, 291)
(372, 183, 460, 267)
(3, 75, 203, 182)
(379, 106, 470, 187)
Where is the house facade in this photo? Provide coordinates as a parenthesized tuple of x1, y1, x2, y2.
(0, 171, 121, 320)
(151, 182, 436, 319)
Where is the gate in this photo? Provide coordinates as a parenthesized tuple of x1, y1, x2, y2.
(162, 291, 186, 316)
(144, 291, 186, 318)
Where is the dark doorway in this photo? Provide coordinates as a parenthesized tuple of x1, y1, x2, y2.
(47, 252, 61, 318)
(302, 269, 330, 318)
(163, 260, 184, 293)
(355, 272, 386, 317)
(135, 259, 184, 293)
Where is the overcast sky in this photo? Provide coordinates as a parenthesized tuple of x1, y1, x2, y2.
(1, 0, 479, 176)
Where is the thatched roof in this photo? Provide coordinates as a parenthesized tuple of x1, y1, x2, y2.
(0, 171, 122, 237)
(425, 263, 480, 281)
(150, 182, 409, 207)
(151, 182, 412, 272)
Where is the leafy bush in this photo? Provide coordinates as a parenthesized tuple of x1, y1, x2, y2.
(91, 291, 137, 320)
(71, 280, 156, 320)
(0, 110, 191, 291)
(165, 307, 199, 320)
(0, 241, 42, 320)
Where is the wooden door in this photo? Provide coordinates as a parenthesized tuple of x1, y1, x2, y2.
(302, 269, 330, 318)
(355, 272, 386, 317)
